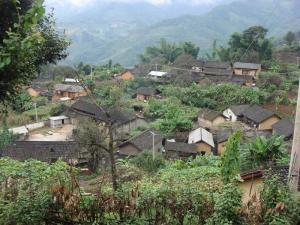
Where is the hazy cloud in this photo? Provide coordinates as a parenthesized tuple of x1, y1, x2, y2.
(46, 0, 222, 7)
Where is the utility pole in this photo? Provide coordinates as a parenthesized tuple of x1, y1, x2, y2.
(289, 79, 300, 192)
(90, 65, 93, 80)
(33, 102, 38, 122)
(297, 57, 299, 68)
(150, 131, 158, 161)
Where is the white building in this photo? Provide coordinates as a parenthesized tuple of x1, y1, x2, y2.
(49, 116, 70, 128)
(223, 105, 250, 122)
(148, 71, 167, 81)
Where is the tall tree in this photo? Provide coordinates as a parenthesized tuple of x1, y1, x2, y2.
(0, 0, 69, 103)
(140, 38, 200, 64)
(218, 26, 273, 63)
(180, 41, 200, 59)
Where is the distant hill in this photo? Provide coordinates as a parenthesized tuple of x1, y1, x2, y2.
(53, 0, 300, 66)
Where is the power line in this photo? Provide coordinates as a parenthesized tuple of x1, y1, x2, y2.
(233, 0, 280, 62)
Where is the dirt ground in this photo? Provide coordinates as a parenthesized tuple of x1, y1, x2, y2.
(26, 124, 74, 141)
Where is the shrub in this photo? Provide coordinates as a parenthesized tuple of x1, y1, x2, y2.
(130, 152, 165, 172)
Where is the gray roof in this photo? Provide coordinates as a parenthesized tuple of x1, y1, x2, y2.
(242, 105, 279, 124)
(233, 62, 261, 70)
(2, 141, 79, 163)
(118, 129, 163, 152)
(71, 100, 137, 126)
(203, 67, 233, 76)
(216, 129, 233, 143)
(137, 87, 155, 96)
(199, 108, 225, 122)
(165, 142, 198, 154)
(204, 61, 231, 69)
(54, 84, 85, 93)
(188, 128, 215, 147)
(272, 118, 294, 138)
(229, 105, 250, 116)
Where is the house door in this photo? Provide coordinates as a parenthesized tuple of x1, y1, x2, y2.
(62, 119, 65, 124)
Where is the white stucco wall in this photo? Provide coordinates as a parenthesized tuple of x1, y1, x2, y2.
(223, 109, 237, 122)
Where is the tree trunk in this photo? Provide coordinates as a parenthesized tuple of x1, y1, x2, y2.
(108, 123, 118, 191)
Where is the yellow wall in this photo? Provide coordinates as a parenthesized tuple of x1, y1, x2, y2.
(121, 71, 134, 81)
(196, 142, 212, 154)
(27, 88, 39, 97)
(217, 141, 227, 155)
(258, 116, 280, 131)
(234, 68, 260, 77)
(212, 116, 226, 126)
(239, 178, 264, 204)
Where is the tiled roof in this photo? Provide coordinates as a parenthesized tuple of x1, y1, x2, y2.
(54, 84, 85, 93)
(242, 105, 279, 124)
(233, 62, 261, 70)
(229, 105, 250, 116)
(199, 108, 224, 122)
(165, 141, 198, 154)
(71, 100, 137, 126)
(118, 129, 163, 152)
(272, 118, 294, 138)
(2, 141, 79, 163)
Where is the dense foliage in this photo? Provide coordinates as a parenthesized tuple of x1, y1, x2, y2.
(0, 156, 298, 224)
(0, 0, 69, 103)
(217, 26, 273, 64)
(140, 38, 200, 64)
(162, 83, 266, 111)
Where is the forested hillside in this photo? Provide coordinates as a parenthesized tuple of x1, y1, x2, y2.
(52, 0, 300, 66)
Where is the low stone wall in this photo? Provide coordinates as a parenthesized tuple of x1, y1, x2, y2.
(25, 121, 47, 131)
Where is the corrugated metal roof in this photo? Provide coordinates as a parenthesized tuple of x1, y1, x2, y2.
(188, 128, 215, 147)
(148, 71, 167, 77)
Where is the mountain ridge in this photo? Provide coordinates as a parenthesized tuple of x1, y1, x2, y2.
(56, 0, 300, 66)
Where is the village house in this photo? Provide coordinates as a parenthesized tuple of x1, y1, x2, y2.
(239, 170, 264, 203)
(117, 129, 163, 157)
(1, 141, 85, 165)
(188, 128, 215, 155)
(198, 108, 226, 129)
(230, 75, 254, 87)
(26, 85, 49, 97)
(202, 61, 233, 82)
(49, 115, 71, 128)
(241, 105, 280, 131)
(52, 84, 88, 101)
(215, 129, 233, 155)
(272, 118, 294, 140)
(164, 141, 198, 159)
(70, 100, 148, 138)
(233, 62, 261, 77)
(239, 166, 289, 203)
(223, 104, 250, 122)
(147, 71, 168, 81)
(117, 70, 135, 81)
(136, 87, 156, 101)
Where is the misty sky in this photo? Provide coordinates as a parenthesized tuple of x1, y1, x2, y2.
(46, 0, 226, 7)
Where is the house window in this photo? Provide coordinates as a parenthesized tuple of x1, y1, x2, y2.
(201, 151, 206, 156)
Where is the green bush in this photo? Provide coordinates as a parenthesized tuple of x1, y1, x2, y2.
(130, 152, 165, 172)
